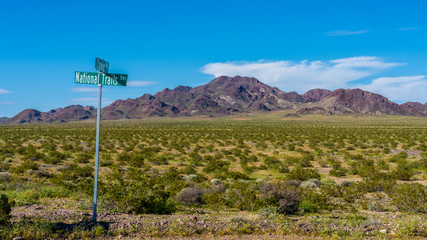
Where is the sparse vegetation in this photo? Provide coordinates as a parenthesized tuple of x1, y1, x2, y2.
(0, 116, 427, 239)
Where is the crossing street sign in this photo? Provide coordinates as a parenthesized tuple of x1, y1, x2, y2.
(74, 71, 127, 86)
(95, 57, 109, 73)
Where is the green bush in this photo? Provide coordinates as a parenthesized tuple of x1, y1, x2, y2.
(74, 152, 92, 163)
(390, 183, 427, 213)
(392, 159, 414, 180)
(361, 170, 396, 192)
(388, 151, 408, 162)
(203, 158, 229, 173)
(8, 161, 39, 174)
(328, 159, 346, 177)
(0, 194, 12, 225)
(285, 165, 320, 181)
(202, 190, 227, 211)
(225, 181, 258, 211)
(101, 167, 177, 214)
(298, 200, 319, 213)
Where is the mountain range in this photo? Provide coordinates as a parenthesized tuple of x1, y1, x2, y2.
(5, 76, 427, 123)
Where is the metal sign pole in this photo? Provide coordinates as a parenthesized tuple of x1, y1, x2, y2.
(75, 57, 127, 222)
(92, 83, 102, 222)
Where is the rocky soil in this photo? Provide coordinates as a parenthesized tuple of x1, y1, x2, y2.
(10, 200, 425, 239)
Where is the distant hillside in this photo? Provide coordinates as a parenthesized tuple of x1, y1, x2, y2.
(7, 76, 427, 123)
(297, 88, 423, 116)
(0, 117, 9, 123)
(9, 105, 95, 124)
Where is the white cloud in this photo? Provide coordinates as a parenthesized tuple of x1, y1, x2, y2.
(0, 101, 14, 105)
(201, 56, 403, 93)
(72, 87, 99, 93)
(0, 89, 11, 94)
(326, 30, 369, 36)
(357, 76, 427, 103)
(127, 81, 156, 87)
(398, 27, 418, 31)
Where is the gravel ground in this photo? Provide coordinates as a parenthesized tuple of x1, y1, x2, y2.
(10, 201, 426, 239)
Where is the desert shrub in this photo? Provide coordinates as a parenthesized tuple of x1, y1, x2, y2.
(101, 167, 177, 214)
(9, 161, 39, 174)
(181, 165, 197, 175)
(185, 173, 207, 183)
(392, 159, 414, 180)
(150, 155, 170, 166)
(116, 152, 131, 162)
(0, 172, 11, 183)
(62, 143, 74, 151)
(361, 170, 396, 192)
(203, 190, 227, 211)
(222, 171, 250, 180)
(318, 159, 329, 167)
(298, 200, 319, 213)
(211, 178, 222, 185)
(383, 147, 390, 154)
(160, 167, 188, 196)
(349, 158, 375, 176)
(263, 156, 281, 166)
(34, 170, 51, 178)
(0, 162, 11, 171)
(300, 188, 328, 211)
(0, 194, 12, 225)
(176, 187, 206, 206)
(22, 148, 45, 161)
(189, 151, 203, 166)
(203, 159, 229, 173)
(300, 179, 319, 189)
(51, 163, 93, 194)
(225, 181, 258, 211)
(42, 157, 62, 165)
(377, 159, 390, 170)
(300, 153, 314, 167)
(49, 151, 67, 161)
(340, 183, 366, 203)
(259, 182, 301, 214)
(319, 178, 336, 187)
(319, 182, 365, 204)
(258, 206, 280, 219)
(285, 165, 320, 181)
(390, 183, 426, 213)
(388, 151, 408, 162)
(128, 153, 145, 167)
(74, 152, 92, 163)
(328, 159, 346, 177)
(410, 158, 427, 170)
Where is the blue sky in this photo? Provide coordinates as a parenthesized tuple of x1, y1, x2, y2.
(1, 0, 427, 117)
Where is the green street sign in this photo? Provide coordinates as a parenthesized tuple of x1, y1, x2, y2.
(95, 57, 109, 73)
(74, 71, 127, 86)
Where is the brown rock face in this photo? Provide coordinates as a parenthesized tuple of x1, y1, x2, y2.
(401, 102, 427, 113)
(9, 109, 43, 123)
(103, 97, 181, 120)
(9, 105, 95, 123)
(8, 76, 427, 123)
(297, 88, 424, 116)
(303, 89, 332, 102)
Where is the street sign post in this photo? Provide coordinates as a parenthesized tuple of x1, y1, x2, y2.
(74, 58, 127, 222)
(95, 57, 109, 73)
